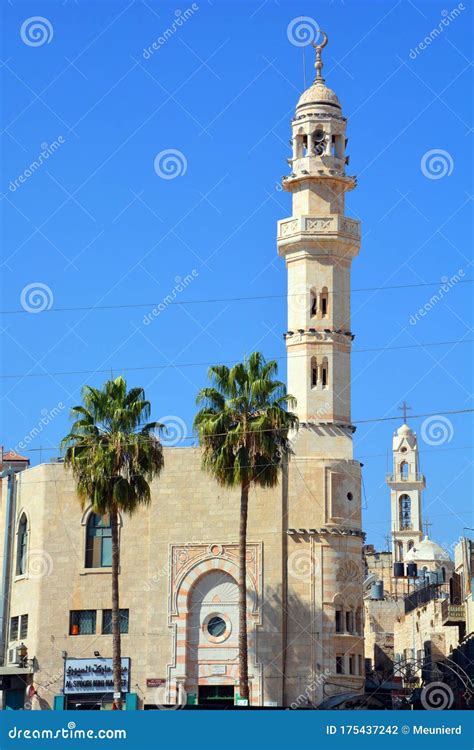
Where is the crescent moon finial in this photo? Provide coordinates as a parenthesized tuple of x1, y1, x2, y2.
(312, 31, 328, 82)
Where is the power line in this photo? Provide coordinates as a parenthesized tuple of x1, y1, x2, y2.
(8, 409, 473, 454)
(0, 338, 471, 380)
(3, 278, 472, 315)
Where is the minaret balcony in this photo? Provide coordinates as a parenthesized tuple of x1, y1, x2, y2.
(284, 329, 352, 348)
(277, 214, 360, 257)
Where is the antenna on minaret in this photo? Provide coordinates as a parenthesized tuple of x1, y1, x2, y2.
(398, 400, 411, 423)
(312, 31, 328, 82)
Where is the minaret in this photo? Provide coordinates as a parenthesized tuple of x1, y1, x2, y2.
(277, 33, 360, 444)
(279, 36, 365, 704)
(387, 412, 425, 562)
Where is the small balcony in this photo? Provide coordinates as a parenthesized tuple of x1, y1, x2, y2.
(385, 473, 424, 483)
(441, 600, 465, 626)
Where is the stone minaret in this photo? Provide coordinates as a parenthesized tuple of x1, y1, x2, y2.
(278, 35, 365, 704)
(387, 420, 425, 562)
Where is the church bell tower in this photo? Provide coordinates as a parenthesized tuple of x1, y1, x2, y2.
(387, 411, 425, 562)
(278, 35, 365, 704)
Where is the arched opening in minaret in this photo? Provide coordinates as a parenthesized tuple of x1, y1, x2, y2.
(320, 288, 329, 318)
(311, 357, 318, 388)
(400, 461, 409, 480)
(399, 494, 412, 530)
(295, 131, 305, 159)
(321, 357, 328, 388)
(313, 129, 325, 156)
(310, 289, 317, 317)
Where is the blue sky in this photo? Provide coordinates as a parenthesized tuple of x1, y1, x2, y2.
(1, 0, 472, 550)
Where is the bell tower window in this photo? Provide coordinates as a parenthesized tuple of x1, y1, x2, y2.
(310, 290, 317, 317)
(400, 461, 408, 479)
(399, 495, 411, 530)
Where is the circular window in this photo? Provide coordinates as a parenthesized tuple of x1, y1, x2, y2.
(347, 492, 353, 501)
(207, 616, 227, 638)
(400, 447, 407, 453)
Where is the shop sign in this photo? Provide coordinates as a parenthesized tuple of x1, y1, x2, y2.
(64, 658, 130, 695)
(146, 678, 166, 687)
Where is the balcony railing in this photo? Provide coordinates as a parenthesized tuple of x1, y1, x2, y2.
(385, 473, 424, 483)
(441, 600, 465, 626)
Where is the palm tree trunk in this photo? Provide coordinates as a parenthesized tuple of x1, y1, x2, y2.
(238, 481, 250, 702)
(111, 506, 122, 710)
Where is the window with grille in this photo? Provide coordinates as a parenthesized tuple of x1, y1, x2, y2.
(102, 609, 129, 635)
(10, 616, 19, 642)
(19, 614, 28, 639)
(70, 610, 96, 635)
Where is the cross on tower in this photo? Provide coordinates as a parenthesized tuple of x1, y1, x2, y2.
(423, 518, 433, 537)
(398, 401, 411, 423)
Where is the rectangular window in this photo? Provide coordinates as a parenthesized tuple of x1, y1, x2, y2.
(349, 655, 355, 675)
(10, 616, 19, 642)
(335, 610, 342, 633)
(336, 655, 344, 674)
(70, 610, 96, 636)
(102, 609, 129, 635)
(19, 614, 28, 640)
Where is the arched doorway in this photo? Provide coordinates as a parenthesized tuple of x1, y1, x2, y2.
(186, 570, 239, 706)
(167, 543, 263, 706)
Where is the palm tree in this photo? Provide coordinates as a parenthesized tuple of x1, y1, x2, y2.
(61, 376, 164, 709)
(193, 352, 297, 703)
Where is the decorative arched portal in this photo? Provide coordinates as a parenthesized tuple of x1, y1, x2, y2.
(167, 544, 262, 706)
